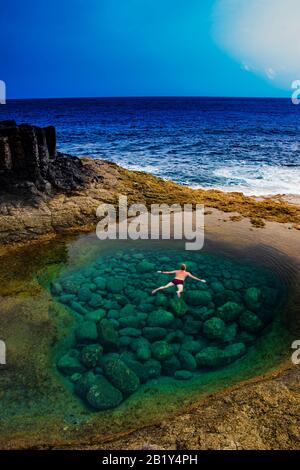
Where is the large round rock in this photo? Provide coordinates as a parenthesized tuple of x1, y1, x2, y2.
(203, 317, 225, 340)
(106, 278, 124, 294)
(98, 319, 119, 350)
(147, 309, 174, 327)
(81, 344, 103, 368)
(196, 347, 226, 368)
(151, 341, 173, 361)
(103, 358, 140, 396)
(75, 321, 98, 343)
(186, 290, 212, 307)
(239, 310, 263, 333)
(86, 376, 123, 410)
(217, 302, 243, 322)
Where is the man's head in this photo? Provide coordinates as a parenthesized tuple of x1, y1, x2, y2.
(180, 264, 186, 271)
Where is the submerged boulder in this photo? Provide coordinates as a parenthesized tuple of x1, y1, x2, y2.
(174, 370, 193, 380)
(136, 261, 155, 273)
(143, 326, 167, 340)
(196, 347, 226, 368)
(151, 341, 173, 361)
(81, 344, 103, 368)
(144, 359, 162, 378)
(75, 321, 98, 343)
(181, 339, 206, 355)
(239, 310, 263, 333)
(203, 317, 225, 340)
(168, 298, 188, 317)
(147, 309, 174, 327)
(98, 319, 119, 350)
(106, 277, 124, 294)
(57, 353, 86, 375)
(178, 350, 197, 371)
(86, 376, 123, 410)
(162, 355, 181, 376)
(223, 342, 246, 363)
(103, 358, 140, 395)
(244, 287, 262, 311)
(217, 301, 243, 322)
(75, 371, 97, 398)
(185, 290, 212, 307)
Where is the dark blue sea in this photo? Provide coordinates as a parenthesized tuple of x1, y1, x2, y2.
(1, 97, 300, 195)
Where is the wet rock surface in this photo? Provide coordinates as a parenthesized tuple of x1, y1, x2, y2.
(53, 248, 282, 411)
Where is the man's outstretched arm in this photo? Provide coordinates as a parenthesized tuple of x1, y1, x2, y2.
(188, 273, 206, 282)
(157, 270, 176, 274)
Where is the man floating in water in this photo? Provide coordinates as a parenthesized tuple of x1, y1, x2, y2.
(152, 264, 206, 298)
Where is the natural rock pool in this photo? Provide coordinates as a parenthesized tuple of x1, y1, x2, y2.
(51, 247, 284, 411)
(0, 232, 298, 448)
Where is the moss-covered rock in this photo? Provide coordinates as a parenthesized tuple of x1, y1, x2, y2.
(239, 310, 263, 333)
(86, 376, 123, 410)
(75, 371, 97, 398)
(94, 276, 107, 290)
(181, 339, 206, 354)
(57, 353, 86, 375)
(119, 315, 144, 329)
(106, 277, 124, 294)
(143, 327, 167, 340)
(162, 355, 181, 376)
(69, 301, 89, 316)
(168, 298, 188, 317)
(119, 327, 141, 337)
(103, 358, 140, 396)
(178, 350, 197, 371)
(244, 287, 262, 311)
(196, 347, 226, 368)
(81, 344, 103, 368)
(151, 341, 173, 361)
(144, 359, 162, 378)
(174, 370, 193, 380)
(223, 342, 246, 363)
(218, 301, 243, 322)
(85, 309, 106, 322)
(98, 319, 119, 350)
(211, 281, 225, 293)
(147, 309, 174, 327)
(203, 317, 225, 340)
(75, 321, 98, 343)
(136, 261, 155, 273)
(185, 290, 212, 307)
(88, 294, 103, 309)
(78, 286, 92, 302)
(223, 322, 238, 343)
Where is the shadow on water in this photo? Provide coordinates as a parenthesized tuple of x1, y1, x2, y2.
(0, 232, 299, 448)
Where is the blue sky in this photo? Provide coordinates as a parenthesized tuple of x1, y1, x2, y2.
(0, 0, 295, 99)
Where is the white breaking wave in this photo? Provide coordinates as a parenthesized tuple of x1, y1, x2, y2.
(192, 165, 300, 196)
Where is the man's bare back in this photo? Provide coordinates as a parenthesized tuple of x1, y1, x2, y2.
(152, 263, 206, 298)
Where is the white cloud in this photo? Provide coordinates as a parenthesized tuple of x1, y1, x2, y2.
(213, 0, 300, 89)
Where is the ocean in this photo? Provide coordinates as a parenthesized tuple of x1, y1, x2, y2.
(1, 97, 300, 196)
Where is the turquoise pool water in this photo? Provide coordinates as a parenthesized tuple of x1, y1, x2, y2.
(49, 244, 286, 411)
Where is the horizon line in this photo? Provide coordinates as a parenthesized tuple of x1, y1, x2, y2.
(3, 94, 290, 101)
